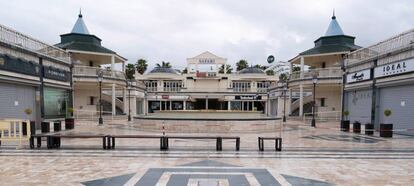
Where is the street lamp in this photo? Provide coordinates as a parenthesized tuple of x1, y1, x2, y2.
(283, 83, 287, 122)
(126, 80, 132, 121)
(311, 75, 318, 127)
(98, 71, 103, 125)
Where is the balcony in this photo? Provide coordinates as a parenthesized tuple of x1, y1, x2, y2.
(0, 24, 70, 62)
(347, 29, 414, 66)
(290, 68, 342, 82)
(73, 66, 126, 81)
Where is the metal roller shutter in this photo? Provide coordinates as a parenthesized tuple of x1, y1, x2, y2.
(379, 84, 414, 136)
(345, 90, 372, 124)
(0, 82, 36, 120)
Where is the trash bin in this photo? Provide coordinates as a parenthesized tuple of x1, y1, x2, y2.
(41, 122, 50, 133)
(353, 121, 361, 133)
(341, 120, 350, 132)
(365, 123, 374, 135)
(54, 121, 61, 132)
(380, 124, 393, 138)
(65, 118, 74, 130)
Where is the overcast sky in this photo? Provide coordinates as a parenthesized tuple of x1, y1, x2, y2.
(0, 0, 413, 70)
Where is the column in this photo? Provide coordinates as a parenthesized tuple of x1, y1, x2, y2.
(288, 89, 292, 115)
(112, 84, 116, 116)
(227, 101, 231, 110)
(205, 98, 208, 110)
(299, 56, 305, 117)
(169, 100, 172, 110)
(111, 55, 115, 77)
(143, 99, 147, 115)
(299, 85, 304, 117)
(224, 64, 227, 74)
(183, 101, 186, 110)
(159, 100, 162, 111)
(123, 87, 127, 114)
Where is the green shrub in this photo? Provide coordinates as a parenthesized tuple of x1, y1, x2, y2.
(24, 108, 32, 115)
(384, 109, 392, 117)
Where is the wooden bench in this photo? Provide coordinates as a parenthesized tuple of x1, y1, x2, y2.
(108, 134, 163, 149)
(258, 137, 282, 151)
(30, 134, 109, 149)
(162, 135, 240, 151)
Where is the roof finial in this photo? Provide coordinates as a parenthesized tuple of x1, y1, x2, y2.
(79, 8, 82, 18)
(332, 8, 336, 19)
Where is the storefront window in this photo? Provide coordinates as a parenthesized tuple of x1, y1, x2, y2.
(43, 87, 69, 119)
(230, 101, 241, 110)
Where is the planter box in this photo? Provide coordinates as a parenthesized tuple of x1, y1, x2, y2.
(380, 124, 393, 138)
(22, 121, 36, 135)
(365, 123, 374, 135)
(340, 120, 350, 132)
(41, 122, 50, 133)
(65, 118, 75, 130)
(54, 121, 62, 132)
(353, 121, 361, 133)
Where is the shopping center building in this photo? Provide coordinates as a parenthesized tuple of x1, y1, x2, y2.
(0, 24, 72, 126)
(344, 29, 414, 135)
(137, 51, 278, 115)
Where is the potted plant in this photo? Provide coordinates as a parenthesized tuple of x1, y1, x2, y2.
(65, 108, 75, 130)
(353, 120, 361, 133)
(380, 109, 393, 138)
(341, 110, 350, 132)
(22, 108, 33, 135)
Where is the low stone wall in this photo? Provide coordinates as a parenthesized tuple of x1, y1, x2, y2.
(132, 118, 281, 133)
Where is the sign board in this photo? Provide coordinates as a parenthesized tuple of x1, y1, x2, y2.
(235, 95, 262, 100)
(346, 69, 371, 83)
(161, 95, 169, 99)
(374, 59, 414, 78)
(267, 55, 275, 64)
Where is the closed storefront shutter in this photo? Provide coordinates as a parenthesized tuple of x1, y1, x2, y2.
(345, 90, 372, 124)
(0, 82, 36, 120)
(270, 99, 278, 116)
(379, 84, 414, 135)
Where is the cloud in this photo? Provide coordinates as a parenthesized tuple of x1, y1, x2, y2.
(0, 0, 413, 70)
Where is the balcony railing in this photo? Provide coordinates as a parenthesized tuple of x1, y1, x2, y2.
(0, 24, 70, 62)
(73, 66, 125, 80)
(347, 29, 414, 66)
(290, 68, 342, 81)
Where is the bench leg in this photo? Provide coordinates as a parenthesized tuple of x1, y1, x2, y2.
(103, 137, 107, 149)
(112, 137, 115, 149)
(160, 137, 167, 150)
(165, 138, 169, 150)
(30, 137, 34, 149)
(46, 136, 52, 149)
(216, 138, 223, 151)
(276, 138, 282, 151)
(37, 137, 42, 148)
(236, 138, 240, 151)
(259, 138, 264, 151)
(107, 136, 111, 150)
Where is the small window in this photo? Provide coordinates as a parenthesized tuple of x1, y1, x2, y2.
(320, 98, 326, 107)
(89, 61, 94, 67)
(321, 62, 326, 68)
(89, 97, 95, 105)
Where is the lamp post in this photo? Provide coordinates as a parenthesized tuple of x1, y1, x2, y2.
(311, 75, 318, 127)
(98, 71, 103, 125)
(283, 83, 287, 122)
(127, 80, 132, 121)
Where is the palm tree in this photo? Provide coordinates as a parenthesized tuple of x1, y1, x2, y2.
(156, 61, 172, 68)
(218, 64, 233, 74)
(236, 59, 248, 71)
(135, 58, 148, 74)
(125, 63, 136, 80)
(279, 73, 288, 82)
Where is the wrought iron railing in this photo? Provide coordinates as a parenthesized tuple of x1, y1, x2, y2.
(0, 24, 70, 62)
(347, 29, 414, 65)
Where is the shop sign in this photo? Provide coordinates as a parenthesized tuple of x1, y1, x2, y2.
(198, 58, 215, 64)
(347, 69, 371, 83)
(374, 59, 414, 78)
(161, 95, 169, 99)
(235, 95, 262, 100)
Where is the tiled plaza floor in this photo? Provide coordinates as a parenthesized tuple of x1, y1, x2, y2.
(0, 119, 413, 185)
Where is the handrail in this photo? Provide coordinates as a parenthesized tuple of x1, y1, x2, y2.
(0, 24, 70, 62)
(73, 66, 126, 79)
(290, 67, 342, 81)
(303, 111, 341, 123)
(347, 29, 414, 65)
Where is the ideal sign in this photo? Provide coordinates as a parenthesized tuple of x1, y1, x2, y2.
(374, 59, 414, 78)
(347, 69, 371, 83)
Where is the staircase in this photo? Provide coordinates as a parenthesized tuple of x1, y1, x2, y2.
(290, 95, 313, 116)
(291, 101, 315, 116)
